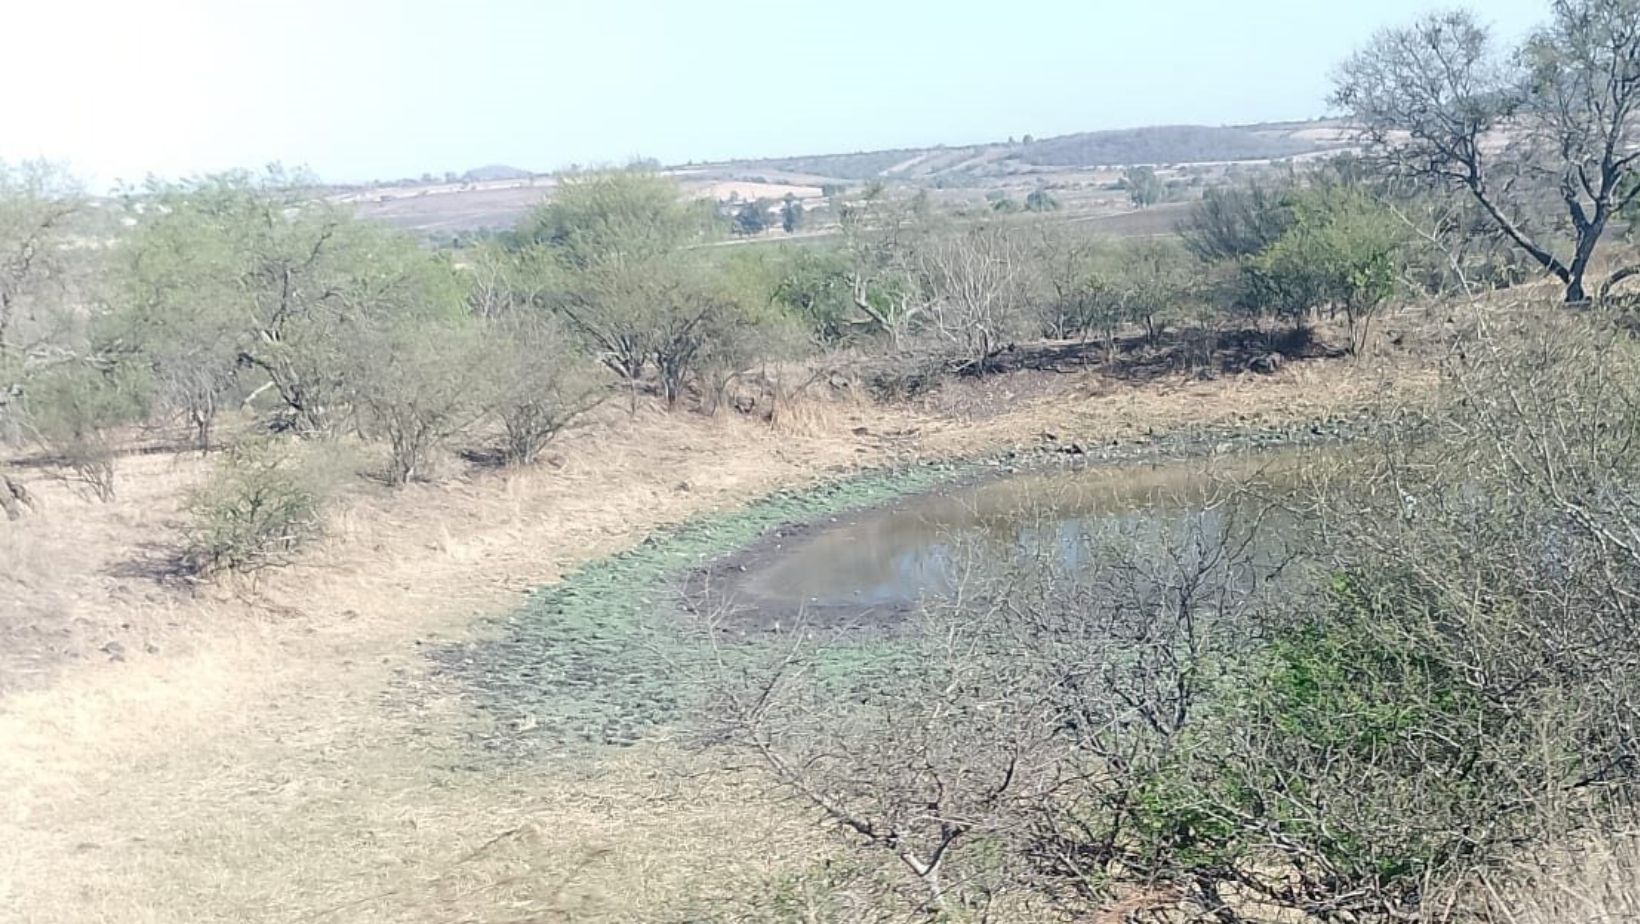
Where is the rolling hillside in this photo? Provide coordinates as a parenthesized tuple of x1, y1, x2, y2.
(341, 119, 1348, 233)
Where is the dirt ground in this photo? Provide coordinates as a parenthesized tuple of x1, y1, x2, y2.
(0, 328, 1437, 922)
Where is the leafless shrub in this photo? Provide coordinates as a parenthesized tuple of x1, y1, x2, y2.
(917, 224, 1033, 373)
(1474, 832, 1640, 923)
(705, 495, 1283, 920)
(351, 322, 485, 485)
(477, 312, 606, 466)
(1282, 312, 1640, 917)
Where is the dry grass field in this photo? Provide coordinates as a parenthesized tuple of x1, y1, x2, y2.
(0, 319, 1440, 922)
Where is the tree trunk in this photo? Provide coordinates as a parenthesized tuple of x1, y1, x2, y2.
(1567, 275, 1589, 304)
(1565, 211, 1609, 305)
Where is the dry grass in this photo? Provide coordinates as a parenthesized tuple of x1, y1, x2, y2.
(1476, 833, 1640, 923)
(0, 332, 1443, 923)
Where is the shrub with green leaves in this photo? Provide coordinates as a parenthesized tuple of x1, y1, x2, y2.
(24, 359, 149, 501)
(1244, 185, 1409, 353)
(181, 441, 327, 577)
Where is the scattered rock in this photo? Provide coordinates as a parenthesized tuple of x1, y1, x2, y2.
(100, 641, 126, 662)
(674, 481, 692, 493)
(851, 426, 871, 436)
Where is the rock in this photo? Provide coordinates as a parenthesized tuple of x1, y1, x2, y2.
(100, 640, 126, 662)
(1248, 352, 1284, 374)
(852, 426, 871, 436)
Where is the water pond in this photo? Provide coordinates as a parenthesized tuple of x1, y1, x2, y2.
(694, 449, 1310, 632)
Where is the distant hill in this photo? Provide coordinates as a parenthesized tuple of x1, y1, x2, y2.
(346, 120, 1350, 235)
(462, 164, 534, 182)
(1018, 124, 1324, 167)
(724, 120, 1348, 182)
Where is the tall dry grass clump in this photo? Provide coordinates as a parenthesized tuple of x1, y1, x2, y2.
(1476, 833, 1640, 923)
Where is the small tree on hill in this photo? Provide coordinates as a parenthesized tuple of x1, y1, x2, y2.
(24, 358, 148, 501)
(1246, 186, 1408, 353)
(1120, 238, 1200, 345)
(1024, 189, 1059, 212)
(1123, 165, 1164, 208)
(781, 195, 804, 233)
(734, 199, 769, 236)
(350, 319, 484, 485)
(519, 171, 724, 391)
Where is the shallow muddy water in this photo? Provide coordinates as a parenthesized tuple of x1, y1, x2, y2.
(705, 450, 1309, 625)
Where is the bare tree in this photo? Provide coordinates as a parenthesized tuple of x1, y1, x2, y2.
(1333, 2, 1640, 303)
(918, 225, 1031, 372)
(837, 192, 934, 352)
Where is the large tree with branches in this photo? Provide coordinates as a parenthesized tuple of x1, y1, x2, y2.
(1334, 0, 1640, 303)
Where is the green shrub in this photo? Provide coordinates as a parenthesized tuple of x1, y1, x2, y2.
(25, 359, 149, 501)
(181, 441, 327, 576)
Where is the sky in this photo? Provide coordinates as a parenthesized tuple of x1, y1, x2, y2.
(4, 0, 1549, 188)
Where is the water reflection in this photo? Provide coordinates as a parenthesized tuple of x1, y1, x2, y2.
(739, 452, 1302, 611)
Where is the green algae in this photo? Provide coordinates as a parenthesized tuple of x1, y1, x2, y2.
(437, 460, 976, 754)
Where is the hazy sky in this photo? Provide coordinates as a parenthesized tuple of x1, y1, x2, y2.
(6, 0, 1548, 187)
